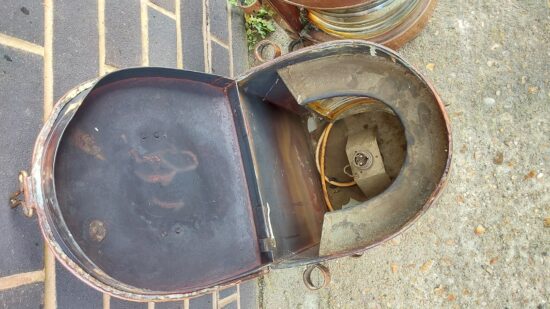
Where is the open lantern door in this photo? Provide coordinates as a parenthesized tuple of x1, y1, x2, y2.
(14, 40, 451, 301)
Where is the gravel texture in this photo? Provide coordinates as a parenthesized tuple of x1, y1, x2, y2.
(258, 0, 549, 308)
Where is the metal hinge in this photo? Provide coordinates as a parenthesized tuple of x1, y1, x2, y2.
(258, 202, 276, 253)
(259, 238, 276, 253)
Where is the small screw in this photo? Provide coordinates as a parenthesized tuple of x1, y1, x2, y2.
(353, 151, 373, 169)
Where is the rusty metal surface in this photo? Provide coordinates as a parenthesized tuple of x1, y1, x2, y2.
(28, 69, 266, 301)
(305, 0, 438, 49)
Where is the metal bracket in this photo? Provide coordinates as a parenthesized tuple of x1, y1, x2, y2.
(345, 128, 391, 198)
(9, 170, 34, 217)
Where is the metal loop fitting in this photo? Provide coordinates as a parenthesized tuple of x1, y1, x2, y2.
(254, 40, 282, 63)
(288, 39, 306, 52)
(303, 264, 331, 290)
(9, 170, 33, 217)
